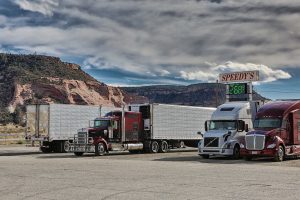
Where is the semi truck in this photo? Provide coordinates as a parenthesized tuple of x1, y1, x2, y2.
(25, 104, 123, 153)
(68, 104, 216, 156)
(240, 101, 300, 161)
(198, 101, 262, 159)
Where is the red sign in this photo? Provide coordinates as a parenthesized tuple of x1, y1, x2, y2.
(219, 71, 259, 83)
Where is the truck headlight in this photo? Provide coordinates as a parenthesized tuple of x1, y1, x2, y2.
(240, 143, 245, 148)
(267, 143, 276, 149)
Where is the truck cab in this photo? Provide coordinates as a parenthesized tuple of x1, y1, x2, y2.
(69, 111, 143, 156)
(240, 101, 300, 161)
(198, 101, 259, 159)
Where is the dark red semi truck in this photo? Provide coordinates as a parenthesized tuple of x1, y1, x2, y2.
(68, 104, 215, 156)
(240, 101, 300, 161)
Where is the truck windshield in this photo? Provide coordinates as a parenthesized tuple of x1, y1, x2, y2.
(94, 120, 110, 128)
(208, 120, 237, 131)
(254, 118, 281, 129)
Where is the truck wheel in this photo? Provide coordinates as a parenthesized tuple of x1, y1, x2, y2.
(274, 145, 285, 162)
(64, 141, 70, 152)
(232, 145, 240, 160)
(95, 143, 106, 156)
(244, 156, 252, 161)
(74, 152, 84, 156)
(150, 141, 159, 153)
(159, 141, 169, 153)
(201, 155, 209, 159)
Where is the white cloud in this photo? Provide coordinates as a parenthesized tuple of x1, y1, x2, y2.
(180, 61, 291, 83)
(13, 0, 58, 16)
(0, 15, 6, 25)
(180, 70, 216, 82)
(1, 0, 298, 84)
(160, 70, 171, 76)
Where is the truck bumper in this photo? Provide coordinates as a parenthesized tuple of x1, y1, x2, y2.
(198, 148, 233, 156)
(240, 148, 276, 157)
(68, 144, 95, 153)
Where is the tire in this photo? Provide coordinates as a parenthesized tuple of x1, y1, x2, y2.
(232, 145, 240, 160)
(244, 156, 252, 161)
(64, 141, 70, 152)
(274, 145, 285, 162)
(74, 152, 84, 156)
(159, 141, 169, 153)
(201, 154, 209, 159)
(95, 143, 106, 156)
(150, 141, 159, 153)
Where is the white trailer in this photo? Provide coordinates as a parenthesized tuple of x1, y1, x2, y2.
(26, 104, 123, 153)
(198, 101, 262, 159)
(129, 104, 216, 149)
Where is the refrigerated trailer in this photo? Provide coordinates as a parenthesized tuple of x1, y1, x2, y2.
(25, 104, 124, 153)
(68, 104, 216, 156)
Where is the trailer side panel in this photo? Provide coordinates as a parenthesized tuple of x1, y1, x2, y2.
(151, 104, 216, 140)
(48, 104, 101, 141)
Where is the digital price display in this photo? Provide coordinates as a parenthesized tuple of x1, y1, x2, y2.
(228, 83, 247, 95)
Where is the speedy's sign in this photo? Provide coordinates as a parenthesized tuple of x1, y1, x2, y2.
(219, 70, 259, 83)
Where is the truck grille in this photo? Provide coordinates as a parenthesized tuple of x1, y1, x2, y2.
(204, 137, 219, 147)
(245, 135, 265, 150)
(76, 132, 88, 144)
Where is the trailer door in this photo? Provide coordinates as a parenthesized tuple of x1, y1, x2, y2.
(26, 105, 49, 139)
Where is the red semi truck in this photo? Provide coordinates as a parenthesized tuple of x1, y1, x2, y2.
(68, 104, 215, 156)
(240, 101, 300, 161)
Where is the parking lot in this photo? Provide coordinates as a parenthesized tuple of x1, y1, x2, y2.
(1, 146, 300, 200)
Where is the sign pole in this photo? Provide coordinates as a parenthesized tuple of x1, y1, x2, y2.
(248, 82, 253, 101)
(226, 84, 230, 102)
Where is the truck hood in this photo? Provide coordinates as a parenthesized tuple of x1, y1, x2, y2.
(204, 130, 236, 138)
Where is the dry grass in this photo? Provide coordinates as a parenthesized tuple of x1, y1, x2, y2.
(0, 123, 26, 145)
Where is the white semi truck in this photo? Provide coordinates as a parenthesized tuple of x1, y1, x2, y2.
(198, 101, 262, 159)
(25, 104, 123, 153)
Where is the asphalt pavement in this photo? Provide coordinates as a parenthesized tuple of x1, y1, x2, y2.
(0, 146, 300, 200)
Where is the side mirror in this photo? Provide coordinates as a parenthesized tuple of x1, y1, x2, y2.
(237, 120, 245, 132)
(89, 120, 94, 128)
(205, 121, 208, 132)
(104, 130, 108, 136)
(197, 131, 203, 137)
(245, 124, 249, 132)
(113, 121, 118, 129)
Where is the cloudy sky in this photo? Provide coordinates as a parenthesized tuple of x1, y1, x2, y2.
(1, 0, 300, 100)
